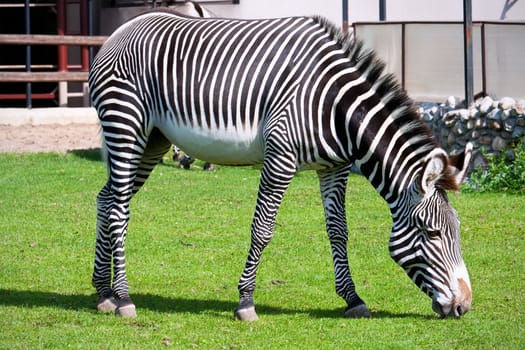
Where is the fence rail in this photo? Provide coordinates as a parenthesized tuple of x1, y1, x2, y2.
(0, 34, 108, 107)
(0, 34, 107, 47)
(0, 72, 89, 83)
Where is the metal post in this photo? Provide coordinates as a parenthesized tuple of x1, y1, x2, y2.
(342, 0, 348, 34)
(88, 0, 94, 64)
(81, 0, 90, 106)
(463, 0, 474, 106)
(57, 0, 68, 106)
(24, 0, 32, 109)
(480, 23, 486, 97)
(379, 0, 386, 21)
(401, 23, 406, 90)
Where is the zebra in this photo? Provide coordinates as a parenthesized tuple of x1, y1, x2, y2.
(88, 10, 474, 320)
(164, 1, 216, 171)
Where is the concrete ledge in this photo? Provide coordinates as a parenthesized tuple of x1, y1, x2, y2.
(0, 107, 98, 126)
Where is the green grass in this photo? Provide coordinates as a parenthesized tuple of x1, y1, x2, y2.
(0, 151, 523, 349)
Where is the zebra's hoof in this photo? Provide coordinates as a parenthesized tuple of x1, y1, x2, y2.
(234, 306, 259, 322)
(115, 304, 137, 318)
(203, 163, 215, 171)
(96, 296, 117, 313)
(344, 304, 371, 318)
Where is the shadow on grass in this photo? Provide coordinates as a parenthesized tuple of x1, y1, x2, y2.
(68, 148, 103, 162)
(66, 148, 264, 174)
(0, 289, 431, 319)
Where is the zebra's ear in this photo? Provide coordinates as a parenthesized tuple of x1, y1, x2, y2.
(419, 143, 474, 194)
(419, 148, 448, 194)
(448, 142, 474, 187)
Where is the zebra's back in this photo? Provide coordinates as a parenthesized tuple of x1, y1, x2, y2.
(90, 12, 336, 165)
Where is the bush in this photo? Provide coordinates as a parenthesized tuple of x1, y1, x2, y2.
(465, 142, 525, 193)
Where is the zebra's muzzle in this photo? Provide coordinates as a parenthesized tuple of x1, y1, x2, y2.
(432, 277, 472, 318)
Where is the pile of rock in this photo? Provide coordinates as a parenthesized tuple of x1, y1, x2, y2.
(418, 96, 525, 168)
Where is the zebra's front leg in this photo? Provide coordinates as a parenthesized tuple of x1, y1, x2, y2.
(318, 166, 371, 318)
(235, 159, 295, 321)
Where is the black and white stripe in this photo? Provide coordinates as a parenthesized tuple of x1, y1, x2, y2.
(89, 10, 473, 319)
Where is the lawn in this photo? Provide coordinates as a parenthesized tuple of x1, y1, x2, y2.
(0, 151, 523, 349)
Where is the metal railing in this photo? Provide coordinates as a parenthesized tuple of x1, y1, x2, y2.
(353, 21, 525, 102)
(0, 34, 107, 107)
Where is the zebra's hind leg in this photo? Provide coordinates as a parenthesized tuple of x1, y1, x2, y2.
(317, 165, 371, 318)
(93, 183, 117, 313)
(115, 128, 171, 317)
(93, 121, 171, 317)
(235, 152, 296, 321)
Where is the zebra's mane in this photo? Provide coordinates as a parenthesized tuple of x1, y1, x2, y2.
(311, 16, 459, 191)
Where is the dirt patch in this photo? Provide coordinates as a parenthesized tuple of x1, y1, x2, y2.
(0, 124, 102, 153)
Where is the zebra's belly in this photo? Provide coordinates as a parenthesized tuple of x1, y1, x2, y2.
(159, 122, 265, 165)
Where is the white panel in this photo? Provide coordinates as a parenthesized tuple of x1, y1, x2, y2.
(387, 0, 462, 21)
(405, 24, 464, 101)
(354, 24, 403, 81)
(484, 24, 525, 99)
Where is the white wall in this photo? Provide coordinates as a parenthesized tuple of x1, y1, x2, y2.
(209, 0, 342, 26)
(205, 0, 525, 26)
(99, 0, 525, 35)
(383, 0, 525, 21)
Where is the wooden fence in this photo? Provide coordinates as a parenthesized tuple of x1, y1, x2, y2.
(0, 34, 108, 106)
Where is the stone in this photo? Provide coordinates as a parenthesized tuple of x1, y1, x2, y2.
(447, 132, 456, 145)
(446, 96, 459, 108)
(480, 136, 492, 145)
(512, 126, 525, 138)
(504, 148, 516, 161)
(475, 118, 484, 128)
(487, 120, 501, 130)
(491, 136, 506, 151)
(504, 118, 516, 132)
(499, 97, 516, 110)
(487, 108, 502, 120)
(458, 109, 470, 121)
(418, 97, 525, 166)
(443, 112, 457, 127)
(469, 107, 480, 119)
(500, 131, 511, 139)
(479, 96, 494, 114)
(516, 100, 525, 114)
(455, 121, 467, 135)
(471, 154, 486, 170)
(422, 111, 433, 122)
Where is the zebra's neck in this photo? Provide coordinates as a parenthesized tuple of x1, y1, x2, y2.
(307, 17, 439, 204)
(336, 76, 437, 204)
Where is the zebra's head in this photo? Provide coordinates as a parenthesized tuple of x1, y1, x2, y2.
(389, 143, 473, 318)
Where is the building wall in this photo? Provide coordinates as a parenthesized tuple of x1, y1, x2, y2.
(346, 0, 525, 22)
(98, 0, 525, 36)
(95, 0, 525, 103)
(362, 0, 525, 22)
